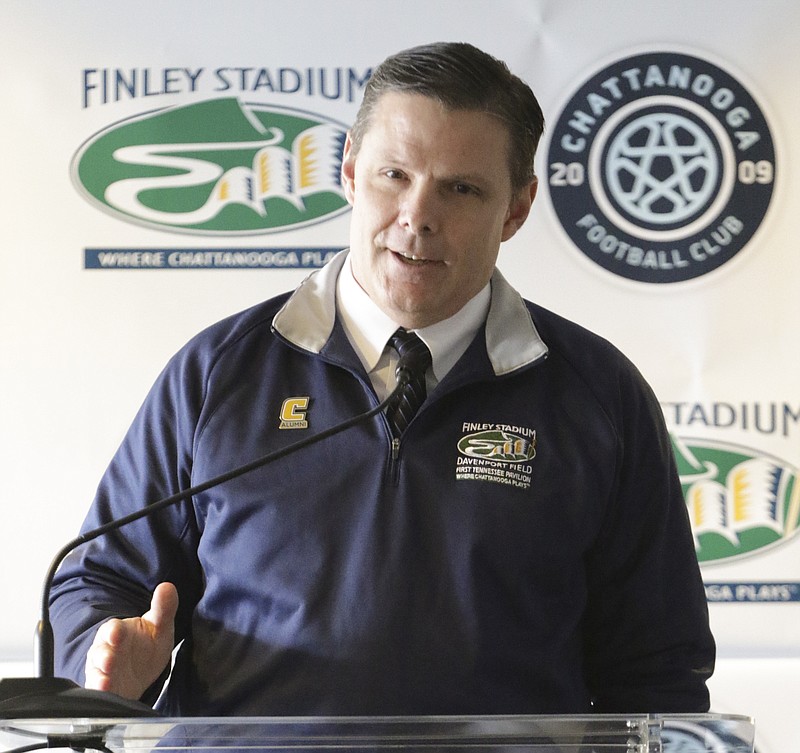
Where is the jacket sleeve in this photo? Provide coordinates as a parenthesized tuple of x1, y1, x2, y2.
(582, 360, 715, 712)
(48, 341, 208, 697)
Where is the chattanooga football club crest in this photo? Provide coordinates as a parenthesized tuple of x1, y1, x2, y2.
(547, 51, 776, 283)
(673, 435, 800, 563)
(72, 98, 349, 235)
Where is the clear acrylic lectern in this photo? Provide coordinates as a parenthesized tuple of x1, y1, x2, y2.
(0, 714, 755, 753)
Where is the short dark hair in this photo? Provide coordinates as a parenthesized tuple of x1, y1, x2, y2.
(349, 42, 545, 192)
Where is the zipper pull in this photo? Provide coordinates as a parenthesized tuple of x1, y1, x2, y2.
(391, 437, 401, 461)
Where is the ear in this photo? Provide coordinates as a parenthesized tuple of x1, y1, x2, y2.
(500, 177, 538, 242)
(341, 133, 356, 206)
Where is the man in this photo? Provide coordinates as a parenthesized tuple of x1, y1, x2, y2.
(50, 42, 715, 715)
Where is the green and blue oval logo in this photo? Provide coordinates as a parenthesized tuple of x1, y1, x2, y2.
(673, 435, 800, 563)
(71, 97, 350, 235)
(457, 430, 537, 464)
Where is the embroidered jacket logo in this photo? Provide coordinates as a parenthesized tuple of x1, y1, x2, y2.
(458, 430, 536, 463)
(72, 97, 349, 235)
(279, 397, 309, 430)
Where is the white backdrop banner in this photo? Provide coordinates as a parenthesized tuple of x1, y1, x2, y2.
(1, 1, 798, 750)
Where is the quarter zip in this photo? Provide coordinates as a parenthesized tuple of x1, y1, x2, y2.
(388, 435, 402, 485)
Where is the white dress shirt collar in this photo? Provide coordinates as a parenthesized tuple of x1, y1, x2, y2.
(336, 253, 490, 394)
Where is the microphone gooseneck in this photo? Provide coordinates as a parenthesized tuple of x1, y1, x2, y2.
(36, 377, 407, 679)
(2, 373, 408, 719)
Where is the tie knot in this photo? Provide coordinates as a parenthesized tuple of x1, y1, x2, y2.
(389, 328, 432, 374)
(386, 329, 431, 438)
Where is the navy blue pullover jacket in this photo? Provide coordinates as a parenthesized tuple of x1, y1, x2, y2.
(50, 252, 714, 715)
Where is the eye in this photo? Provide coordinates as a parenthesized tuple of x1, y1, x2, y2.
(453, 181, 480, 197)
(383, 168, 407, 180)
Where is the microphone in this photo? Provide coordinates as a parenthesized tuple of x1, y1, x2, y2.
(0, 374, 407, 719)
(394, 342, 429, 386)
(395, 358, 419, 386)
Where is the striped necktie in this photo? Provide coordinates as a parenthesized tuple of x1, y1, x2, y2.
(386, 328, 432, 438)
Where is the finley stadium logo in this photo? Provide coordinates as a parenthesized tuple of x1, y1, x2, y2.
(547, 51, 775, 283)
(673, 436, 800, 563)
(72, 98, 349, 235)
(458, 430, 536, 464)
(455, 428, 536, 490)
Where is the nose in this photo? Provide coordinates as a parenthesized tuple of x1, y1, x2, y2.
(398, 182, 439, 235)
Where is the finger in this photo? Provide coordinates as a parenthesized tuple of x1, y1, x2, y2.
(93, 617, 126, 649)
(88, 639, 113, 669)
(85, 666, 112, 692)
(145, 582, 179, 631)
(85, 638, 116, 689)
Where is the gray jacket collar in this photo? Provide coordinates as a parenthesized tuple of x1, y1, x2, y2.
(272, 250, 548, 376)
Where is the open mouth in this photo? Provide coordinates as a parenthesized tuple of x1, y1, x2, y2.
(394, 250, 437, 266)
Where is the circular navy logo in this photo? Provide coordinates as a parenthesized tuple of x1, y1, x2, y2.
(547, 51, 775, 283)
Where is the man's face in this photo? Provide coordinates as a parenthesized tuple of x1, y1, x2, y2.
(341, 92, 536, 329)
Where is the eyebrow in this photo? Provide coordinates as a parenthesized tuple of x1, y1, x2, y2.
(370, 147, 503, 193)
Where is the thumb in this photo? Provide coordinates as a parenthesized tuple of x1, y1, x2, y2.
(143, 582, 179, 633)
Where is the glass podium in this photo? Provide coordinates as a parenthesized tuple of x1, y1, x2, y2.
(0, 715, 755, 753)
